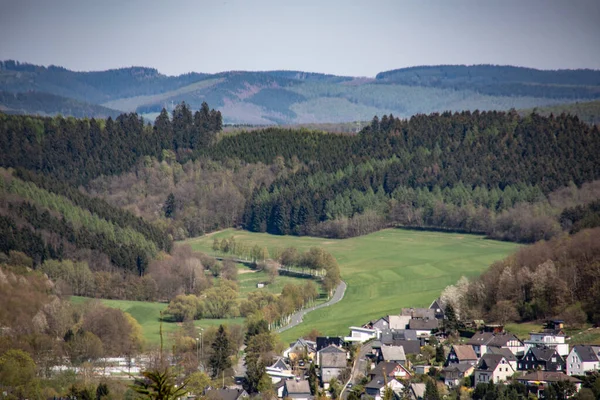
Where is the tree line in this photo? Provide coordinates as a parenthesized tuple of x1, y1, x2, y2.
(440, 227, 600, 326)
(0, 101, 221, 185)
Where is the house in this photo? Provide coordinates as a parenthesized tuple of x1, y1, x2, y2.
(370, 361, 412, 381)
(447, 345, 478, 366)
(409, 319, 439, 336)
(365, 376, 404, 400)
(389, 315, 412, 330)
(345, 326, 378, 343)
(402, 308, 436, 320)
(367, 317, 390, 331)
(429, 299, 446, 320)
(381, 329, 419, 345)
(519, 346, 566, 372)
(566, 345, 600, 376)
(316, 336, 344, 352)
(517, 371, 581, 398)
(487, 332, 525, 356)
(409, 382, 426, 400)
(467, 332, 494, 358)
(379, 345, 407, 365)
(473, 354, 515, 384)
(319, 345, 348, 383)
(283, 379, 313, 400)
(486, 347, 518, 371)
(274, 380, 286, 399)
(391, 340, 421, 356)
(284, 338, 317, 362)
(203, 388, 249, 400)
(468, 332, 525, 357)
(524, 329, 569, 356)
(266, 357, 294, 383)
(443, 363, 475, 388)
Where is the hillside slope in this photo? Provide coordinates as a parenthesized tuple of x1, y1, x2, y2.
(2, 61, 599, 123)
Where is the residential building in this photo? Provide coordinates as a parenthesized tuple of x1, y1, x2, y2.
(517, 371, 581, 398)
(316, 336, 344, 352)
(519, 346, 566, 372)
(443, 363, 475, 388)
(409, 383, 426, 400)
(524, 330, 569, 357)
(284, 338, 317, 362)
(447, 345, 478, 366)
(370, 361, 412, 381)
(429, 299, 446, 320)
(379, 345, 407, 365)
(473, 354, 515, 384)
(486, 347, 518, 371)
(409, 319, 439, 336)
(365, 376, 404, 400)
(204, 388, 249, 400)
(345, 326, 378, 343)
(566, 345, 600, 376)
(283, 379, 313, 400)
(319, 345, 348, 383)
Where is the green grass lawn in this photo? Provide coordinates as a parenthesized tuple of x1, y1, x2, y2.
(185, 228, 519, 342)
(70, 296, 244, 346)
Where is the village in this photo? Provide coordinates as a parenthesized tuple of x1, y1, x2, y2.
(203, 300, 600, 400)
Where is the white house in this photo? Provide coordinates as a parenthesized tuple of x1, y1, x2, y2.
(473, 354, 515, 384)
(345, 326, 378, 343)
(365, 377, 404, 400)
(566, 345, 600, 376)
(524, 331, 569, 356)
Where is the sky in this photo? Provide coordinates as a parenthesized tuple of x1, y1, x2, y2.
(1, 0, 599, 77)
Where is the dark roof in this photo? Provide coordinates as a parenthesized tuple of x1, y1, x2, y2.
(486, 347, 517, 362)
(488, 333, 522, 347)
(381, 329, 419, 343)
(316, 336, 345, 352)
(444, 362, 474, 373)
(476, 354, 506, 371)
(518, 371, 581, 384)
(204, 388, 248, 400)
(409, 319, 439, 330)
(467, 332, 494, 346)
(529, 346, 559, 362)
(371, 361, 407, 377)
(392, 340, 421, 355)
(572, 345, 600, 362)
(365, 376, 388, 390)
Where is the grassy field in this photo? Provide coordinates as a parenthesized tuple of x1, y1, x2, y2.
(71, 296, 245, 346)
(186, 228, 519, 342)
(70, 261, 316, 346)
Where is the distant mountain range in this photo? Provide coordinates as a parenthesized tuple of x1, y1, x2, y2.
(1, 60, 599, 124)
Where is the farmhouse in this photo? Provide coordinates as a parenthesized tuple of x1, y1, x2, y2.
(566, 345, 600, 376)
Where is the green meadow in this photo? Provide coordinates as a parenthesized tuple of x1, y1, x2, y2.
(186, 228, 519, 342)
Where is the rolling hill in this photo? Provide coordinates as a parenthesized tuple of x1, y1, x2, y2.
(1, 60, 600, 123)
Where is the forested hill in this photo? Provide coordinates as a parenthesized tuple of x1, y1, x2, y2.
(2, 60, 600, 123)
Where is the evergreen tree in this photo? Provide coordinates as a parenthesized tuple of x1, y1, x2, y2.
(424, 380, 441, 400)
(163, 193, 176, 219)
(209, 325, 232, 378)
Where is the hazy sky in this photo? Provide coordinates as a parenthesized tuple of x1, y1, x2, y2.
(1, 0, 599, 77)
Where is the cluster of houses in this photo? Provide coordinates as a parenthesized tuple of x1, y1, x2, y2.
(443, 320, 599, 397)
(262, 299, 600, 400)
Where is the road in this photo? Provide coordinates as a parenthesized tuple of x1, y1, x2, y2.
(276, 280, 347, 334)
(341, 340, 373, 399)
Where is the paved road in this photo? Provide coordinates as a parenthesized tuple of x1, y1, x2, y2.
(342, 340, 373, 398)
(276, 280, 347, 333)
